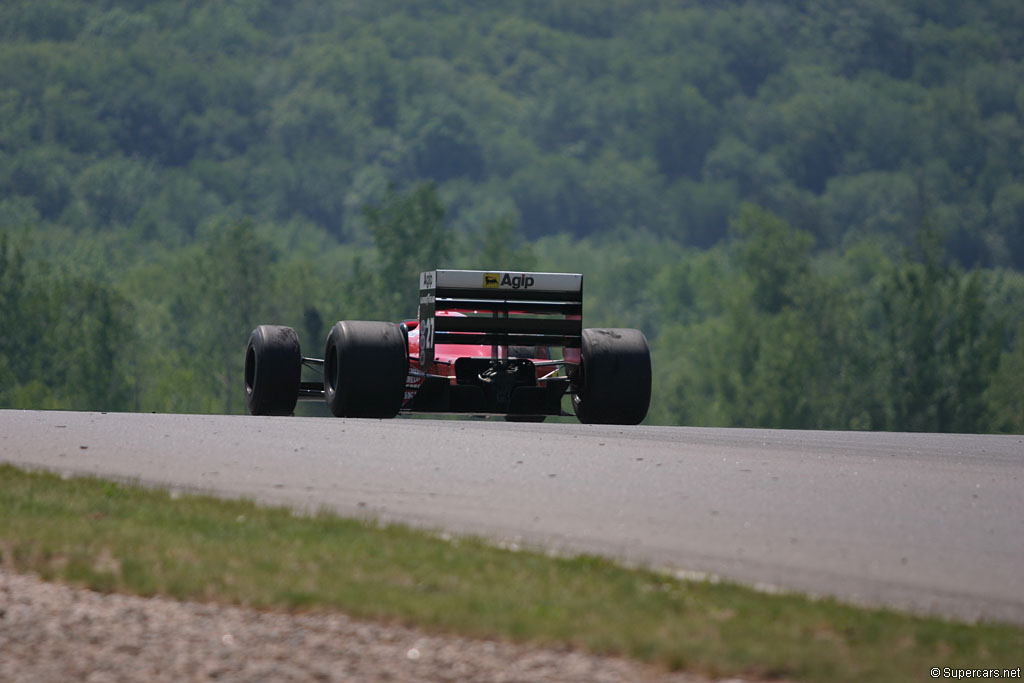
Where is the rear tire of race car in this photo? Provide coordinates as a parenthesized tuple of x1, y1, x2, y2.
(571, 328, 651, 425)
(245, 325, 302, 416)
(324, 320, 408, 418)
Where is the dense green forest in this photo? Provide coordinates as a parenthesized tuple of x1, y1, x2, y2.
(1, 0, 1022, 432)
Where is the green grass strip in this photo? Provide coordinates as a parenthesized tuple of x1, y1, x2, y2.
(1, 463, 1020, 682)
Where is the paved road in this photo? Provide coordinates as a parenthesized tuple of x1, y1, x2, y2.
(2, 410, 1022, 624)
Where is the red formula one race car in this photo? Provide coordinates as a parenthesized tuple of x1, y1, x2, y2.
(244, 270, 651, 424)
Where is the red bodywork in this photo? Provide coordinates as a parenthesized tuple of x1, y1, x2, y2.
(401, 310, 561, 408)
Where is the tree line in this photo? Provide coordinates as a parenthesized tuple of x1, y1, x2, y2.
(1, 0, 1022, 430)
(1, 0, 1023, 266)
(2, 184, 1022, 432)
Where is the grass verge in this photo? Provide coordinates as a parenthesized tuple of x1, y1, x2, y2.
(1, 463, 1021, 682)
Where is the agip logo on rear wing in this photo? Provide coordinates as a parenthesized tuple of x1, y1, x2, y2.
(423, 270, 581, 292)
(417, 270, 583, 369)
(483, 272, 536, 289)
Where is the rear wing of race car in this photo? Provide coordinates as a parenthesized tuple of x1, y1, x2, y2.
(417, 270, 583, 368)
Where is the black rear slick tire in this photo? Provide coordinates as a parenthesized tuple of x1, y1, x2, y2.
(572, 328, 651, 425)
(324, 320, 408, 418)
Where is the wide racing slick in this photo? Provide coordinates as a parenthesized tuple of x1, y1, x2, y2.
(244, 270, 651, 424)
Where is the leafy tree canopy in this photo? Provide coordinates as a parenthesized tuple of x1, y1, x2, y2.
(2, 1, 1023, 432)
(1, 0, 1022, 265)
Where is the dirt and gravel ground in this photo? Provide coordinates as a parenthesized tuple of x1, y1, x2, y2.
(0, 570, 745, 683)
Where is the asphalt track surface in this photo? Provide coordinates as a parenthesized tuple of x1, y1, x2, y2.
(2, 410, 1022, 625)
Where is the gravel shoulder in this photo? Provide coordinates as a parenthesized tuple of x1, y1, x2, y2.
(0, 570, 735, 683)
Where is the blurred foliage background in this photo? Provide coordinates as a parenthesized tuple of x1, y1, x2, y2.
(1, 0, 1022, 431)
